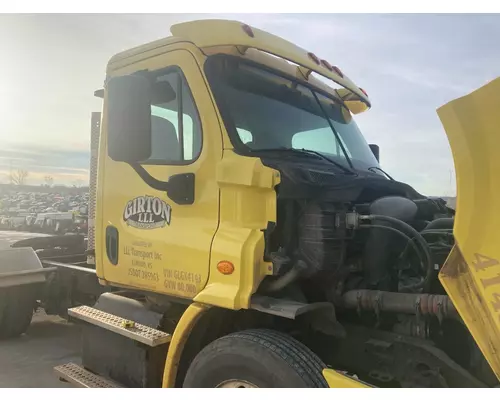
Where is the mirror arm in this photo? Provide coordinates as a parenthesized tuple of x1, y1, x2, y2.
(129, 163, 195, 205)
(130, 163, 170, 191)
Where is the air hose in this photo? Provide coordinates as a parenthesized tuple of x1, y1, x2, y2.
(360, 214, 434, 291)
(264, 260, 307, 293)
(358, 224, 426, 274)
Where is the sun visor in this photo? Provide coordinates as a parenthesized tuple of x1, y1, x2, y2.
(170, 19, 370, 108)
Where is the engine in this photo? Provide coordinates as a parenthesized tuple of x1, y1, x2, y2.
(259, 158, 496, 387)
(267, 194, 452, 299)
(264, 161, 454, 299)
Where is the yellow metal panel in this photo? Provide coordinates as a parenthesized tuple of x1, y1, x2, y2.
(322, 369, 372, 388)
(437, 77, 500, 379)
(108, 37, 184, 66)
(194, 150, 279, 309)
(162, 303, 211, 388)
(170, 19, 370, 106)
(106, 41, 198, 73)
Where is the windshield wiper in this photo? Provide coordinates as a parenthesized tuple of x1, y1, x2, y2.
(252, 147, 357, 175)
(309, 90, 355, 170)
(297, 148, 357, 175)
(368, 166, 394, 180)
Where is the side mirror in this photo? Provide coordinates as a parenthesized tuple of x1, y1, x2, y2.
(369, 144, 380, 162)
(107, 75, 152, 163)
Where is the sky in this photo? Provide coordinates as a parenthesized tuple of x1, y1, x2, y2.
(1, 13, 499, 194)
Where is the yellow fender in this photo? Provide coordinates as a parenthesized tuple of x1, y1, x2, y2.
(162, 303, 211, 388)
(322, 369, 372, 388)
(161, 302, 372, 388)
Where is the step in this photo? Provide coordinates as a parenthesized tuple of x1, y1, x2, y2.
(68, 305, 171, 347)
(54, 363, 121, 388)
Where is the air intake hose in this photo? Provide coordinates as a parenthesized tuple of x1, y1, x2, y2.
(360, 214, 434, 291)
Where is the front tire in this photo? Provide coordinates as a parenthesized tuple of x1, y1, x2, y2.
(183, 329, 328, 388)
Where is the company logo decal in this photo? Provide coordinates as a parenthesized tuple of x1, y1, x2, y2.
(123, 196, 171, 229)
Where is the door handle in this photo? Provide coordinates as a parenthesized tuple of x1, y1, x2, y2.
(105, 225, 119, 265)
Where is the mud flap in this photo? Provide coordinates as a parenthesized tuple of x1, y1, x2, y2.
(437, 77, 500, 380)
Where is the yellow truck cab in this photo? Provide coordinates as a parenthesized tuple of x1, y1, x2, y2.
(40, 19, 500, 388)
(95, 19, 372, 309)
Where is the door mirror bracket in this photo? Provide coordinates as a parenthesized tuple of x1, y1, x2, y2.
(130, 164, 195, 205)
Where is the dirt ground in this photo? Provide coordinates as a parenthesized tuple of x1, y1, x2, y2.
(0, 308, 80, 387)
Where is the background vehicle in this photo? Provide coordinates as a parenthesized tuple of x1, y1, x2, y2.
(0, 19, 498, 389)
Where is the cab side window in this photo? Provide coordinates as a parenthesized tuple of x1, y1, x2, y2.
(144, 69, 202, 164)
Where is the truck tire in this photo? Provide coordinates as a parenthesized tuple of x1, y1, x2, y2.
(183, 329, 328, 388)
(0, 287, 36, 339)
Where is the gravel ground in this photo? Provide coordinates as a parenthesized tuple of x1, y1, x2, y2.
(0, 310, 81, 387)
(0, 231, 81, 387)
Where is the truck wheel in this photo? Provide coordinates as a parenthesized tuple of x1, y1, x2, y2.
(0, 287, 36, 339)
(183, 329, 328, 388)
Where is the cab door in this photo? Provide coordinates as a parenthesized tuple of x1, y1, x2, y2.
(98, 48, 222, 299)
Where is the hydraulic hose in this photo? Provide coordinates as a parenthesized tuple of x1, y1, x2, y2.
(360, 214, 434, 291)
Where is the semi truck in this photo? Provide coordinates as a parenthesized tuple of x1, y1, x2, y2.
(1, 18, 499, 388)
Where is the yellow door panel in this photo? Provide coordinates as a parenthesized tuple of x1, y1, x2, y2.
(96, 49, 222, 299)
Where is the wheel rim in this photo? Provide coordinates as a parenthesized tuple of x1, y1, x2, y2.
(216, 379, 258, 388)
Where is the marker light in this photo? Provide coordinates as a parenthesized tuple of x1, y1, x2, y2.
(307, 52, 320, 65)
(217, 261, 235, 275)
(320, 60, 333, 71)
(242, 24, 254, 38)
(332, 66, 344, 78)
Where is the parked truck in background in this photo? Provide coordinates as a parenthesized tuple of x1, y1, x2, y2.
(1, 19, 499, 388)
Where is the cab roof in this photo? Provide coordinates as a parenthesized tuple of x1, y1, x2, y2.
(107, 19, 370, 108)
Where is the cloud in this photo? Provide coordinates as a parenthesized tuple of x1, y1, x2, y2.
(0, 142, 90, 185)
(2, 14, 500, 195)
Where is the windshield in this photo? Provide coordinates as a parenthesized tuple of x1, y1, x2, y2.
(205, 55, 380, 172)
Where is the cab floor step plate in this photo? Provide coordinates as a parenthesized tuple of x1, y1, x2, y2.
(54, 363, 122, 388)
(68, 305, 171, 347)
